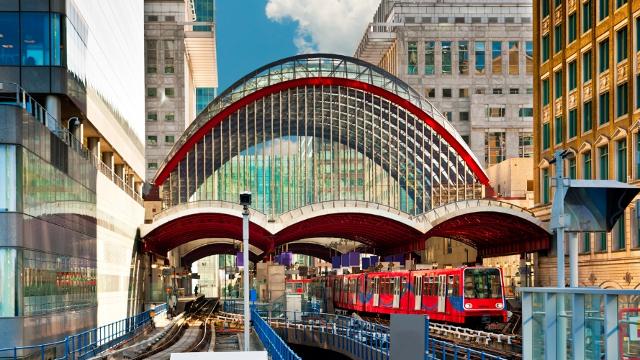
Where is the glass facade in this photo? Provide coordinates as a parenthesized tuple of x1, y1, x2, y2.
(475, 42, 485, 74)
(196, 87, 216, 114)
(0, 12, 64, 66)
(425, 41, 435, 74)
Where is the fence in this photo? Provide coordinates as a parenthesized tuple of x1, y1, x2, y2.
(0, 304, 166, 360)
(251, 308, 301, 360)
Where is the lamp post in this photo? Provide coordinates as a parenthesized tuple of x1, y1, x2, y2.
(239, 191, 251, 351)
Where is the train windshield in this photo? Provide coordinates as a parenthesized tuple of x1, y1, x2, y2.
(463, 268, 502, 299)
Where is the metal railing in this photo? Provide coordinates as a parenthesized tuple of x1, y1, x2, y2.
(426, 338, 508, 360)
(0, 304, 166, 360)
(251, 308, 301, 360)
(0, 82, 142, 204)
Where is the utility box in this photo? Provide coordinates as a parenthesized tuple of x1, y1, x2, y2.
(390, 314, 427, 360)
(286, 293, 302, 312)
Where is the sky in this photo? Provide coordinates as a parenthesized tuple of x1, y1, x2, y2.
(216, 0, 380, 92)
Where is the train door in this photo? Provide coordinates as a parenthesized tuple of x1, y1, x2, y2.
(373, 277, 380, 306)
(352, 278, 357, 305)
(392, 277, 400, 308)
(414, 275, 422, 310)
(437, 274, 446, 313)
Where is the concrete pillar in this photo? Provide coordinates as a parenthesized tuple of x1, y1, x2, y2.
(114, 164, 125, 179)
(135, 181, 143, 195)
(45, 95, 61, 122)
(102, 152, 114, 171)
(87, 137, 101, 160)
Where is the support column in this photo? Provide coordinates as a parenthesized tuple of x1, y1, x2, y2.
(87, 137, 101, 160)
(569, 232, 579, 287)
(114, 164, 125, 179)
(102, 152, 114, 171)
(45, 95, 61, 122)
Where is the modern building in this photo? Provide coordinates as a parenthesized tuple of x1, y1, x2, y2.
(532, 0, 640, 288)
(355, 0, 534, 168)
(0, 0, 146, 348)
(144, 0, 217, 181)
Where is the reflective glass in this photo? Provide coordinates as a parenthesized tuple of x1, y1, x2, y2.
(0, 248, 17, 317)
(0, 13, 19, 65)
(21, 12, 50, 66)
(475, 42, 485, 74)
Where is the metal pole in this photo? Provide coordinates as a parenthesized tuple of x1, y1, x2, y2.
(242, 205, 250, 351)
(550, 149, 567, 287)
(568, 232, 579, 287)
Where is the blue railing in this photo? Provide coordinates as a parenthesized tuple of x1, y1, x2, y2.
(424, 317, 507, 360)
(0, 304, 167, 360)
(251, 308, 301, 360)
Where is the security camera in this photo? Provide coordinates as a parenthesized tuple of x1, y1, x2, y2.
(239, 191, 252, 206)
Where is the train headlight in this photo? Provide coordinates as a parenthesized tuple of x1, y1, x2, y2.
(464, 303, 472, 309)
(496, 303, 504, 309)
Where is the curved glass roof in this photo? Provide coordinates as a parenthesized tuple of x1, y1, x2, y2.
(156, 53, 485, 182)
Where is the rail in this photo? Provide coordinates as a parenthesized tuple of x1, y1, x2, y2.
(429, 322, 517, 345)
(0, 81, 142, 204)
(251, 308, 301, 360)
(0, 304, 166, 360)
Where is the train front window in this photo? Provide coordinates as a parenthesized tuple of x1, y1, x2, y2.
(463, 268, 502, 299)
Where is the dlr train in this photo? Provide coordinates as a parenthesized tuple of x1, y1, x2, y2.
(310, 266, 507, 325)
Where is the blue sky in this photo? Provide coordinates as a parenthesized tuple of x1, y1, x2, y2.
(216, 1, 297, 92)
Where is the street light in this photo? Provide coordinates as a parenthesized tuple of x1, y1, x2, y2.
(239, 191, 251, 351)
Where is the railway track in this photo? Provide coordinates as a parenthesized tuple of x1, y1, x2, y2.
(123, 297, 218, 360)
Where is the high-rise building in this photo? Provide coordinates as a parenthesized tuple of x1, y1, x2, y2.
(144, 0, 218, 181)
(533, 0, 640, 288)
(355, 0, 534, 169)
(0, 0, 146, 347)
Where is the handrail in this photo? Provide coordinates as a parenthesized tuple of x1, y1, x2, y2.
(251, 308, 301, 360)
(0, 304, 167, 360)
(0, 81, 142, 204)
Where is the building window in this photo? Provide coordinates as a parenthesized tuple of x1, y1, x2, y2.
(583, 0, 592, 33)
(519, 107, 534, 117)
(492, 88, 503, 95)
(147, 87, 157, 97)
(492, 41, 502, 74)
(637, 134, 640, 179)
(617, 139, 627, 181)
(475, 87, 486, 94)
(147, 112, 158, 121)
(568, 60, 577, 91)
(637, 75, 640, 109)
(599, 145, 609, 179)
(583, 101, 593, 132)
(583, 50, 592, 82)
(583, 151, 592, 179)
(597, 233, 607, 252)
(475, 41, 486, 74)
(555, 0, 562, 7)
(581, 233, 591, 253)
(554, 25, 563, 53)
(148, 162, 158, 170)
(599, 0, 609, 20)
(510, 88, 520, 94)
(542, 35, 550, 62)
(542, 79, 550, 106)
(543, 122, 551, 149)
(519, 132, 533, 158)
(165, 87, 175, 97)
(0, 13, 19, 65)
(487, 107, 506, 118)
(442, 41, 452, 74)
(568, 13, 577, 43)
(616, 0, 627, 8)
(446, 239, 453, 254)
(613, 216, 625, 250)
(425, 41, 435, 74)
(599, 91, 610, 124)
(485, 132, 505, 166)
(146, 39, 158, 73)
(165, 112, 175, 121)
(407, 41, 418, 74)
(444, 112, 453, 121)
(459, 88, 469, 97)
(569, 109, 578, 138)
(542, 0, 550, 17)
(458, 41, 469, 74)
(164, 39, 175, 74)
(527, 87, 534, 94)
(425, 88, 435, 98)
(617, 27, 628, 62)
(442, 88, 452, 98)
(637, 17, 640, 52)
(525, 41, 533, 74)
(555, 116, 563, 144)
(460, 111, 470, 121)
(599, 39, 609, 72)
(617, 82, 628, 117)
(542, 168, 550, 203)
(147, 135, 158, 146)
(569, 157, 577, 179)
(508, 41, 519, 75)
(165, 135, 175, 144)
(462, 135, 470, 144)
(554, 70, 563, 99)
(20, 12, 51, 66)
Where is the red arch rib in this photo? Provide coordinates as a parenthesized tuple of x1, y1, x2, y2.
(154, 77, 490, 186)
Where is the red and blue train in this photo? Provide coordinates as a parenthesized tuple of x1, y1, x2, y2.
(310, 266, 507, 325)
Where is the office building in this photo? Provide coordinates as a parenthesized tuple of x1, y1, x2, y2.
(533, 0, 640, 288)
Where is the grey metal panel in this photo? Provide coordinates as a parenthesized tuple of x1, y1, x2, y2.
(0, 213, 23, 247)
(22, 215, 97, 259)
(21, 67, 52, 94)
(0, 107, 23, 145)
(19, 0, 49, 11)
(390, 314, 426, 360)
(0, 0, 19, 11)
(0, 67, 21, 84)
(50, 67, 68, 94)
(50, 0, 66, 13)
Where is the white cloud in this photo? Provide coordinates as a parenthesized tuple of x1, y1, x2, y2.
(265, 0, 380, 55)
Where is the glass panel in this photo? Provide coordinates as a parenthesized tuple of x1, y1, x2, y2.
(583, 51, 592, 82)
(583, 1, 592, 32)
(508, 41, 519, 75)
(584, 294, 604, 360)
(0, 13, 19, 65)
(532, 292, 546, 356)
(0, 248, 16, 317)
(525, 41, 533, 74)
(21, 12, 50, 66)
(50, 13, 63, 66)
(463, 268, 502, 299)
(568, 13, 577, 43)
(442, 41, 452, 74)
(0, 145, 17, 212)
(485, 132, 505, 166)
(492, 41, 502, 74)
(554, 25, 562, 53)
(584, 152, 592, 179)
(599, 39, 609, 73)
(569, 61, 577, 90)
(617, 27, 628, 62)
(475, 41, 485, 74)
(458, 41, 468, 75)
(425, 41, 435, 74)
(407, 41, 417, 74)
